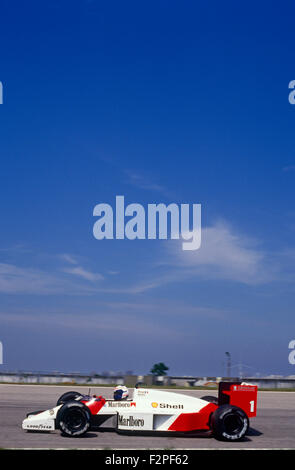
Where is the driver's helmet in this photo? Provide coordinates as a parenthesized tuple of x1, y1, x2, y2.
(113, 385, 129, 401)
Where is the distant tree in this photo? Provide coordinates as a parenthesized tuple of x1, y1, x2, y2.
(150, 362, 169, 376)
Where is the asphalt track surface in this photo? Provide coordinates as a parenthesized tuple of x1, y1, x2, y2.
(0, 384, 295, 449)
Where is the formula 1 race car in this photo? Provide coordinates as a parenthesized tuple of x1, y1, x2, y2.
(22, 381, 258, 441)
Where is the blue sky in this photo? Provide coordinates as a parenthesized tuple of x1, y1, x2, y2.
(1, 0, 295, 376)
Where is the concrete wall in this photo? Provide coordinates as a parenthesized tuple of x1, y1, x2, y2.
(1, 372, 295, 389)
(0, 372, 124, 385)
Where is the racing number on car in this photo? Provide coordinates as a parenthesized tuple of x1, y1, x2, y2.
(250, 400, 255, 413)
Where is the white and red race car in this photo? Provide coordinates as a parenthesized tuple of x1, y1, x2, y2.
(22, 381, 257, 441)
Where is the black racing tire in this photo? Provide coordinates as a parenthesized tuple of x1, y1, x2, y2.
(56, 401, 91, 437)
(56, 391, 82, 406)
(200, 395, 218, 405)
(211, 404, 249, 441)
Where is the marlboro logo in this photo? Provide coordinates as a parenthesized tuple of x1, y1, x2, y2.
(118, 415, 144, 427)
(108, 401, 136, 407)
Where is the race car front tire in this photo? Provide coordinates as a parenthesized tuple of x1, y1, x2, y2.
(211, 404, 249, 441)
(56, 401, 91, 437)
(56, 391, 82, 406)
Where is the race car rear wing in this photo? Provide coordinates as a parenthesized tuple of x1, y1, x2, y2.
(218, 381, 257, 418)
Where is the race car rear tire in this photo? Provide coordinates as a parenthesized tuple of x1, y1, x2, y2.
(56, 401, 91, 437)
(211, 404, 249, 441)
(56, 391, 82, 406)
(200, 395, 218, 404)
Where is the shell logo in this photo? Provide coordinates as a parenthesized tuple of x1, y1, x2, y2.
(151, 402, 158, 408)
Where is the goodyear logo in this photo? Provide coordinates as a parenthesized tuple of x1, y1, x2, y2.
(26, 424, 52, 430)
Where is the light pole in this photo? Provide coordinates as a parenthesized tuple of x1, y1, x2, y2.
(225, 352, 231, 378)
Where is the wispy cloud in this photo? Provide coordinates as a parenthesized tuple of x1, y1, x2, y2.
(100, 271, 188, 294)
(62, 266, 104, 281)
(111, 220, 277, 293)
(0, 263, 72, 294)
(0, 262, 102, 295)
(0, 221, 290, 297)
(124, 170, 171, 196)
(60, 253, 79, 265)
(171, 221, 274, 285)
(60, 252, 104, 282)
